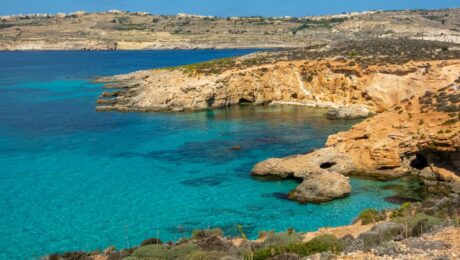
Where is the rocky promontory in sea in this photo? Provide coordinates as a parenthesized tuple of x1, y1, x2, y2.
(95, 38, 460, 203)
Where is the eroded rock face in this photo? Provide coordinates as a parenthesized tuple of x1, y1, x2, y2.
(253, 82, 460, 202)
(96, 59, 459, 114)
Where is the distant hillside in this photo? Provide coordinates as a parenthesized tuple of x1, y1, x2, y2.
(0, 8, 459, 50)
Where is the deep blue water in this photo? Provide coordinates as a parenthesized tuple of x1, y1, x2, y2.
(0, 50, 398, 259)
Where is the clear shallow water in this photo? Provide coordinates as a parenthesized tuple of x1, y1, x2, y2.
(0, 50, 399, 259)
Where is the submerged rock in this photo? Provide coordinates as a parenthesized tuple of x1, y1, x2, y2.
(230, 145, 241, 151)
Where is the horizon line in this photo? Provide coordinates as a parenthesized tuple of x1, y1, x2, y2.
(1, 6, 459, 19)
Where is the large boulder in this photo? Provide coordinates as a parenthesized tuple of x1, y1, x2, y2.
(326, 106, 372, 119)
(252, 147, 355, 179)
(252, 147, 354, 203)
(288, 173, 351, 203)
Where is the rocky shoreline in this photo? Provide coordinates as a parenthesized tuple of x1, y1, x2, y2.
(95, 39, 460, 204)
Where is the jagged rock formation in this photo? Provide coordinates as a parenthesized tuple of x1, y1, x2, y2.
(95, 40, 459, 114)
(254, 81, 460, 201)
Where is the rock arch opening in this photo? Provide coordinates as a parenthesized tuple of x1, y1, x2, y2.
(320, 162, 337, 169)
(239, 97, 253, 104)
(410, 153, 428, 170)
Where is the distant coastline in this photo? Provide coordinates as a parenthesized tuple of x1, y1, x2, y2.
(1, 8, 459, 51)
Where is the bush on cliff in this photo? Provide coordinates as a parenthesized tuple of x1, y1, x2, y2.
(191, 228, 223, 240)
(388, 201, 449, 237)
(357, 208, 386, 224)
(390, 202, 413, 218)
(259, 230, 303, 248)
(187, 250, 228, 260)
(132, 243, 200, 259)
(253, 234, 343, 260)
(392, 213, 443, 237)
(140, 237, 163, 246)
(132, 244, 169, 259)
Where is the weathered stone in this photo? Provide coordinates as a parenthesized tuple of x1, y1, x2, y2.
(288, 173, 351, 203)
(326, 106, 372, 119)
(419, 167, 437, 181)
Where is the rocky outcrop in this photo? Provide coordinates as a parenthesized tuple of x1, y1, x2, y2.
(326, 106, 372, 119)
(95, 57, 459, 115)
(252, 146, 355, 201)
(253, 82, 460, 202)
(288, 173, 351, 203)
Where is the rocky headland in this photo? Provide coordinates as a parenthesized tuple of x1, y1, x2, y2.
(95, 38, 460, 203)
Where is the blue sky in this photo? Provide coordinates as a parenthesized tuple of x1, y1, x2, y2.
(1, 0, 459, 17)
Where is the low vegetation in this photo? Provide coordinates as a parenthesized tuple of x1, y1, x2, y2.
(179, 57, 236, 75)
(253, 234, 344, 260)
(357, 208, 386, 224)
(191, 228, 223, 240)
(292, 17, 348, 34)
(258, 230, 304, 248)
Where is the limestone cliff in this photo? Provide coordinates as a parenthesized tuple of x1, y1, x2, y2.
(251, 59, 460, 203)
(254, 81, 460, 199)
(96, 59, 459, 114)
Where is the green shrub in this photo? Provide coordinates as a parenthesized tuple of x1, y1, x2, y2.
(392, 213, 442, 235)
(291, 235, 343, 256)
(169, 243, 201, 259)
(123, 257, 140, 260)
(140, 237, 162, 246)
(253, 247, 279, 260)
(260, 231, 303, 248)
(191, 228, 223, 240)
(132, 243, 200, 259)
(358, 209, 385, 224)
(132, 244, 169, 259)
(187, 250, 228, 260)
(390, 202, 412, 218)
(253, 235, 343, 260)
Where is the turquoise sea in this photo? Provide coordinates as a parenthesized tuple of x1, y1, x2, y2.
(0, 50, 399, 259)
